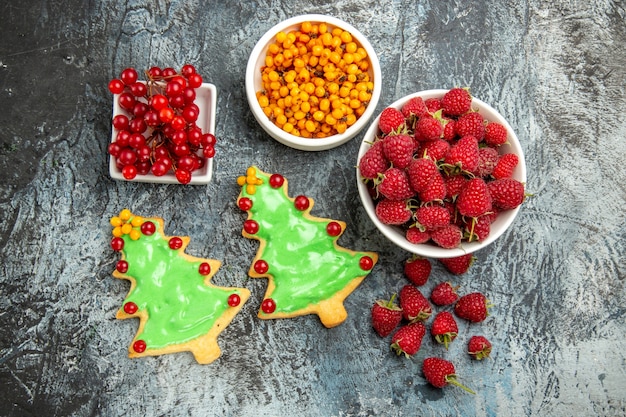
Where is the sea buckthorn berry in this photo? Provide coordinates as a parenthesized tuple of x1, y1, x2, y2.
(133, 340, 147, 353)
(254, 259, 269, 274)
(119, 209, 132, 221)
(359, 255, 374, 271)
(269, 173, 285, 188)
(129, 229, 141, 241)
(261, 298, 277, 314)
(168, 237, 183, 250)
(257, 21, 373, 138)
(294, 195, 310, 211)
(141, 221, 156, 236)
(111, 237, 124, 251)
(198, 262, 211, 275)
(228, 293, 241, 307)
(244, 219, 259, 235)
(124, 301, 138, 315)
(326, 221, 342, 237)
(238, 197, 253, 211)
(116, 260, 129, 273)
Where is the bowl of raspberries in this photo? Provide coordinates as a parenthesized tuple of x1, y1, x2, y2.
(356, 88, 527, 258)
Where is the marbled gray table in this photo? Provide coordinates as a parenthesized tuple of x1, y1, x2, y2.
(1, 1, 625, 416)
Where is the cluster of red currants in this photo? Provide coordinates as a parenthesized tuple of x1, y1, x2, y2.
(108, 65, 215, 184)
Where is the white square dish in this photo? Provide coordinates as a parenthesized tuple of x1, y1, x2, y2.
(109, 82, 217, 184)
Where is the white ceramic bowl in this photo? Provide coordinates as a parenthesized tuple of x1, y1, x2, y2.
(356, 89, 527, 258)
(245, 14, 381, 151)
(109, 82, 216, 184)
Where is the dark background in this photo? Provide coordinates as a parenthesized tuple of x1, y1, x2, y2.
(1, 1, 625, 416)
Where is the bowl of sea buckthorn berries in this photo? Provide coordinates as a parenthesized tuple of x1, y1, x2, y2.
(356, 89, 528, 258)
(246, 14, 381, 151)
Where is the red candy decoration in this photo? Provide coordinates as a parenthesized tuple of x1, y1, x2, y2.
(294, 195, 310, 211)
(111, 237, 124, 251)
(243, 219, 259, 234)
(359, 256, 375, 271)
(169, 237, 183, 249)
(227, 293, 241, 307)
(140, 221, 156, 235)
(254, 259, 269, 274)
(133, 340, 147, 353)
(238, 197, 253, 211)
(198, 262, 211, 275)
(124, 301, 138, 314)
(269, 173, 284, 188)
(326, 221, 342, 237)
(261, 298, 276, 314)
(116, 260, 129, 273)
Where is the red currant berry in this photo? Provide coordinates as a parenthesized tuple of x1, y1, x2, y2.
(122, 164, 138, 180)
(136, 161, 151, 175)
(175, 169, 192, 184)
(182, 88, 196, 104)
(261, 298, 276, 314)
(169, 237, 183, 249)
(118, 92, 136, 111)
(120, 68, 138, 85)
(133, 339, 147, 353)
(129, 133, 147, 149)
(162, 67, 176, 77)
(202, 146, 215, 158)
(254, 259, 269, 274)
(198, 262, 211, 275)
(140, 221, 156, 235)
(177, 155, 196, 172)
(181, 64, 196, 77)
(243, 220, 259, 234)
(118, 148, 137, 166)
(171, 75, 187, 88)
(151, 161, 168, 177)
(169, 95, 185, 109)
(227, 293, 241, 307)
(201, 133, 216, 147)
(133, 102, 149, 118)
(269, 174, 284, 188)
(148, 66, 162, 79)
(115, 130, 131, 147)
(187, 127, 202, 146)
(123, 301, 138, 314)
(112, 114, 129, 130)
(170, 115, 186, 131)
(108, 142, 122, 157)
(238, 197, 253, 211)
(129, 117, 147, 134)
(359, 256, 374, 271)
(294, 195, 309, 211)
(159, 107, 174, 123)
(108, 79, 125, 94)
(130, 82, 147, 97)
(188, 73, 203, 88)
(116, 260, 129, 273)
(150, 94, 169, 111)
(111, 237, 124, 251)
(165, 80, 183, 97)
(182, 106, 199, 123)
(326, 221, 342, 236)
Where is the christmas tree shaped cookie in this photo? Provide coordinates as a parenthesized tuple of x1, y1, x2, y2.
(109, 209, 250, 364)
(236, 166, 378, 328)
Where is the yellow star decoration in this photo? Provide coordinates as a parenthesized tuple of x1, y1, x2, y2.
(237, 166, 264, 195)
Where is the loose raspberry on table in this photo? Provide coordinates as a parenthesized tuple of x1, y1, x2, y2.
(488, 178, 526, 210)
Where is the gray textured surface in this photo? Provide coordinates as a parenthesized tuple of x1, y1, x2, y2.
(1, 1, 625, 416)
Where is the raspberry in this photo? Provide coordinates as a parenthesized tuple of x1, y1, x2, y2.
(416, 116, 443, 141)
(377, 167, 414, 201)
(406, 227, 430, 244)
(417, 139, 450, 162)
(444, 174, 467, 200)
(441, 87, 472, 116)
(484, 122, 508, 146)
(404, 256, 432, 286)
(456, 178, 492, 218)
(407, 158, 439, 193)
(475, 146, 499, 178)
(442, 118, 456, 141)
(430, 224, 462, 249)
(418, 171, 446, 203)
(359, 140, 388, 179)
(375, 199, 412, 225)
(401, 96, 429, 119)
(382, 134, 414, 169)
(415, 205, 451, 231)
(488, 178, 525, 210)
(378, 107, 405, 134)
(424, 97, 442, 113)
(492, 153, 519, 179)
(440, 254, 475, 275)
(430, 282, 459, 306)
(455, 112, 485, 140)
(444, 135, 480, 174)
